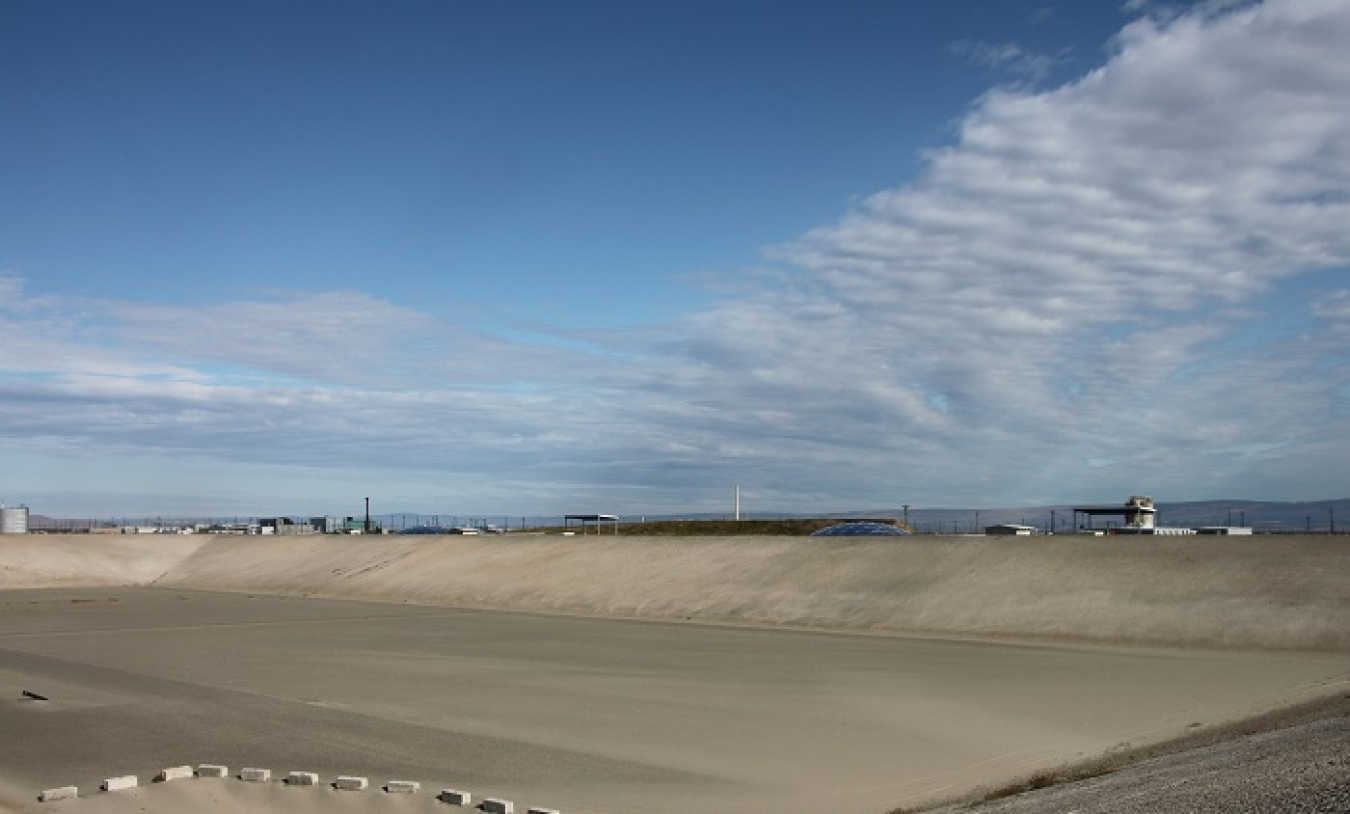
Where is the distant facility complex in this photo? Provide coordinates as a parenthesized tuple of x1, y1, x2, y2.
(0, 496, 1269, 536)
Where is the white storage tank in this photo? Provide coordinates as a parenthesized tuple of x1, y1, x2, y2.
(1, 505, 31, 534)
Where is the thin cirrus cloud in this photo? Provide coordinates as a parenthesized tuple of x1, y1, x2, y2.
(948, 39, 1066, 84)
(0, 282, 611, 458)
(3, 0, 1349, 514)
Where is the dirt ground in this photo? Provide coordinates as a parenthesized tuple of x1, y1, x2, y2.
(1, 586, 1346, 814)
(1, 533, 1346, 813)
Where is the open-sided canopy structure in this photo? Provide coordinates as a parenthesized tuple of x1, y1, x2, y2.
(564, 514, 619, 534)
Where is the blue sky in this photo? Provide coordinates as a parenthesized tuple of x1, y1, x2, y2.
(2, 0, 1347, 518)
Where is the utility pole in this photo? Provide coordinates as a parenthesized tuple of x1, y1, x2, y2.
(903, 504, 909, 530)
(364, 497, 370, 534)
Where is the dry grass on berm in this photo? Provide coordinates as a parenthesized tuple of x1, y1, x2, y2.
(564, 518, 845, 535)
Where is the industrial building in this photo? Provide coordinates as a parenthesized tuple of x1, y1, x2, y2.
(311, 516, 382, 534)
(1072, 495, 1158, 532)
(259, 517, 316, 535)
(1, 504, 30, 534)
(1071, 496, 1225, 535)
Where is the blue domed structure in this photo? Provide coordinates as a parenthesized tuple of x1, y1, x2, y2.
(811, 521, 910, 537)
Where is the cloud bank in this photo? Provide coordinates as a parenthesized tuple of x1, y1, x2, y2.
(3, 0, 1348, 515)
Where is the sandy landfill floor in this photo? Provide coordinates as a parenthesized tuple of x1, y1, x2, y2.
(0, 533, 1346, 813)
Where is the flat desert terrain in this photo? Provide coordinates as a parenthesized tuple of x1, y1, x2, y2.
(0, 533, 1346, 813)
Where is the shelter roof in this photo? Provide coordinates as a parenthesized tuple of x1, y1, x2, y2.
(1073, 504, 1157, 515)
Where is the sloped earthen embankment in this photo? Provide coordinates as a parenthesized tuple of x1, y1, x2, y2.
(0, 534, 210, 590)
(3, 533, 1347, 651)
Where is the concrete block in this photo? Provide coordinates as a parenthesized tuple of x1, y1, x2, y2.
(286, 771, 320, 786)
(438, 788, 472, 805)
(385, 780, 421, 794)
(527, 808, 560, 814)
(334, 776, 369, 791)
(482, 798, 515, 814)
(197, 764, 229, 778)
(39, 786, 78, 802)
(240, 768, 271, 783)
(101, 775, 137, 792)
(157, 765, 194, 782)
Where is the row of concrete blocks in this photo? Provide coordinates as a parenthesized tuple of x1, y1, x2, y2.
(39, 765, 559, 813)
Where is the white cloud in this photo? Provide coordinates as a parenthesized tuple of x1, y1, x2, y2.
(3, 0, 1348, 514)
(0, 279, 631, 499)
(627, 0, 1350, 504)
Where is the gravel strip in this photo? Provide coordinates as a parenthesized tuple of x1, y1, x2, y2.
(919, 703, 1349, 814)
